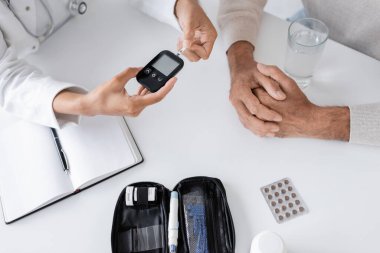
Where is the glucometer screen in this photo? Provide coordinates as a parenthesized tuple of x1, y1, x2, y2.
(152, 55, 180, 76)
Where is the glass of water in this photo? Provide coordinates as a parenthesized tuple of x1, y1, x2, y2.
(284, 18, 329, 89)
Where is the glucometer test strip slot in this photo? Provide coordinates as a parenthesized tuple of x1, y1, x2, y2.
(51, 128, 70, 174)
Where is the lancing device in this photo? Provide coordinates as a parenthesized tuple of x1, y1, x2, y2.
(168, 191, 179, 253)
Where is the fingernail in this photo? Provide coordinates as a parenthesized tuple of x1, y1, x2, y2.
(183, 40, 192, 48)
(273, 126, 280, 132)
(266, 133, 275, 137)
(276, 90, 286, 99)
(274, 115, 282, 122)
(257, 63, 266, 69)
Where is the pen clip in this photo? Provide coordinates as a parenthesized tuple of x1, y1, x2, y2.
(60, 149, 70, 174)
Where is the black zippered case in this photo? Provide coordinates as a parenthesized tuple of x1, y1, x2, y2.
(111, 176, 235, 253)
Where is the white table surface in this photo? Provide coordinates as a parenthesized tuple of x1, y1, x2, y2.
(1, 0, 380, 252)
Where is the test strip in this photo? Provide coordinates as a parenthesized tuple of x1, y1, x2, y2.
(176, 47, 187, 56)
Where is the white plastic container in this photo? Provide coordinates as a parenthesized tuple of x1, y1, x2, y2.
(250, 231, 287, 253)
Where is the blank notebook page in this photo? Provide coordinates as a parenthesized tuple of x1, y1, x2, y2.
(58, 116, 136, 189)
(0, 114, 74, 222)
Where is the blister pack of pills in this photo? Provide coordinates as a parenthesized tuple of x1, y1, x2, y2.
(261, 178, 308, 223)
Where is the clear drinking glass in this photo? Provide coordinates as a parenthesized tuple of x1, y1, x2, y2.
(284, 18, 329, 89)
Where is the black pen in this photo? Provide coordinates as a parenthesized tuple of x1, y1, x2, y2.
(51, 128, 70, 174)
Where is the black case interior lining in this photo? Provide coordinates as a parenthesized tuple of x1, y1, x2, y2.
(111, 177, 235, 253)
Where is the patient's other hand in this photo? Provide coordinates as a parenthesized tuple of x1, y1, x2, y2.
(227, 41, 286, 137)
(254, 63, 350, 141)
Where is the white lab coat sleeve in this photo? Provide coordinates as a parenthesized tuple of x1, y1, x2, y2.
(127, 0, 181, 31)
(0, 29, 87, 129)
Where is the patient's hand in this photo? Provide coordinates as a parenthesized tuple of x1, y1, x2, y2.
(53, 68, 176, 117)
(254, 63, 350, 141)
(175, 0, 217, 61)
(227, 41, 286, 137)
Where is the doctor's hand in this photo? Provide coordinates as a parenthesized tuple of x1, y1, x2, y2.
(175, 0, 217, 61)
(227, 41, 286, 137)
(53, 68, 176, 117)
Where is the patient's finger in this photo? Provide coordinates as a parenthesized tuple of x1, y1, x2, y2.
(253, 88, 278, 107)
(188, 44, 208, 60)
(202, 38, 216, 59)
(234, 101, 280, 137)
(177, 38, 202, 62)
(240, 90, 282, 122)
(256, 71, 286, 100)
(181, 49, 201, 62)
(257, 63, 296, 93)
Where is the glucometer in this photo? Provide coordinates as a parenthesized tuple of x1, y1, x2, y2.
(137, 50, 184, 92)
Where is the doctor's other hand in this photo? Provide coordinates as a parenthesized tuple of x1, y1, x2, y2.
(253, 63, 350, 141)
(53, 68, 176, 117)
(175, 0, 217, 61)
(227, 41, 286, 137)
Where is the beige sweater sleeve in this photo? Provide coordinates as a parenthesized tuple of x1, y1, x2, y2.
(349, 103, 380, 146)
(217, 0, 268, 51)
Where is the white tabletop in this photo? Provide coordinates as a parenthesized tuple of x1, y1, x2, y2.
(1, 1, 380, 252)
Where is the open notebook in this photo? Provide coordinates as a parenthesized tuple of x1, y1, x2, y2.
(0, 113, 143, 224)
